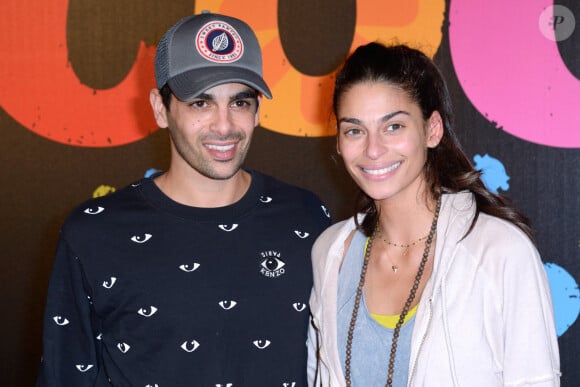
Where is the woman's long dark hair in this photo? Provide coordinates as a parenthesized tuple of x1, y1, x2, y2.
(333, 42, 533, 240)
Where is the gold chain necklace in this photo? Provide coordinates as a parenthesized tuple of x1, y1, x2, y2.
(382, 234, 428, 256)
(344, 198, 441, 387)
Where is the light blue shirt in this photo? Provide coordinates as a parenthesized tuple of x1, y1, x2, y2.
(337, 230, 414, 386)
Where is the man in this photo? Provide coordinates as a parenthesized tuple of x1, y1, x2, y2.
(36, 11, 331, 386)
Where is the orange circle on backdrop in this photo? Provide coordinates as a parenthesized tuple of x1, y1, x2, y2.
(197, 0, 445, 137)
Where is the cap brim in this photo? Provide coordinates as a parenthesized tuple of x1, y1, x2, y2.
(168, 67, 272, 101)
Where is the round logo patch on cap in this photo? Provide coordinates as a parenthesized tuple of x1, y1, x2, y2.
(196, 21, 244, 63)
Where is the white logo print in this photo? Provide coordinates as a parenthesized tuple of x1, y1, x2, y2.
(259, 251, 286, 278)
(96, 333, 102, 340)
(76, 364, 94, 372)
(181, 340, 200, 353)
(218, 224, 238, 232)
(117, 342, 131, 353)
(137, 306, 158, 317)
(321, 205, 330, 218)
(145, 384, 159, 387)
(215, 384, 233, 387)
(259, 195, 272, 203)
(292, 302, 307, 312)
(218, 300, 238, 310)
(283, 383, 297, 387)
(83, 206, 104, 215)
(131, 233, 152, 243)
(53, 316, 70, 326)
(294, 230, 310, 239)
(179, 263, 200, 272)
(253, 339, 271, 349)
(102, 277, 117, 289)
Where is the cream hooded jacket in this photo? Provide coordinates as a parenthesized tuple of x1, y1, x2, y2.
(307, 192, 560, 387)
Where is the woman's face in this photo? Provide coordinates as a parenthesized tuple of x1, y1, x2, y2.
(336, 81, 442, 204)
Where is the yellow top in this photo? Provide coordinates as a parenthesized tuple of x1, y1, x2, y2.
(370, 303, 419, 329)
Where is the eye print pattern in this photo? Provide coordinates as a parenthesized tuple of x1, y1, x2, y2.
(76, 364, 94, 372)
(179, 263, 200, 272)
(292, 302, 307, 312)
(260, 195, 273, 203)
(102, 277, 117, 289)
(294, 230, 310, 239)
(218, 224, 238, 232)
(260, 257, 285, 272)
(53, 316, 70, 326)
(137, 306, 158, 317)
(253, 339, 271, 349)
(130, 233, 152, 243)
(83, 206, 104, 215)
(117, 342, 131, 353)
(181, 340, 200, 353)
(218, 300, 238, 310)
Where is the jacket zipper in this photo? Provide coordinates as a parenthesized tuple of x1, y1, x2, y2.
(407, 298, 433, 386)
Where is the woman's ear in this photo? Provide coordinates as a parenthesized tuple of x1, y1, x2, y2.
(426, 111, 444, 148)
(150, 89, 169, 129)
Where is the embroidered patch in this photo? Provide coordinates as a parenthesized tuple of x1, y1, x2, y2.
(259, 250, 286, 278)
(196, 21, 244, 63)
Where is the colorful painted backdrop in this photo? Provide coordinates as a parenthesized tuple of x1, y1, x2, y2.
(1, 0, 578, 385)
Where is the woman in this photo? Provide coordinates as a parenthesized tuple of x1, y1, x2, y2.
(307, 42, 560, 386)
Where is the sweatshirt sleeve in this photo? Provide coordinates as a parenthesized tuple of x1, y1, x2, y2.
(36, 233, 102, 386)
(500, 232, 561, 386)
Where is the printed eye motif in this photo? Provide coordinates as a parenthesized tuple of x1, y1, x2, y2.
(253, 339, 271, 349)
(131, 234, 152, 243)
(102, 277, 117, 289)
(294, 230, 310, 239)
(117, 342, 131, 353)
(292, 302, 307, 312)
(218, 300, 238, 310)
(218, 224, 238, 232)
(259, 196, 273, 203)
(179, 263, 200, 272)
(260, 257, 285, 272)
(181, 340, 200, 353)
(53, 316, 70, 326)
(321, 205, 330, 218)
(137, 306, 158, 317)
(83, 206, 104, 215)
(75, 364, 94, 372)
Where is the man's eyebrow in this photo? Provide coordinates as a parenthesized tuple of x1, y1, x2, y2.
(338, 110, 409, 125)
(192, 89, 258, 101)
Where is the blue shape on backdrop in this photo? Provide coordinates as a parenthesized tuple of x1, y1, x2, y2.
(544, 262, 580, 337)
(473, 153, 510, 193)
(145, 168, 162, 178)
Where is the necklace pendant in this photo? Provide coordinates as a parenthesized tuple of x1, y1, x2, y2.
(392, 265, 398, 273)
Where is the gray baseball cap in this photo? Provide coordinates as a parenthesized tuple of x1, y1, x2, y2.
(155, 11, 272, 101)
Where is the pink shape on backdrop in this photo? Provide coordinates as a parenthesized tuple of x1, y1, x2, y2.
(449, 0, 580, 148)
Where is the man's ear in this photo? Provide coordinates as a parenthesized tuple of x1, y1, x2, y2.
(150, 89, 169, 129)
(426, 110, 444, 148)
